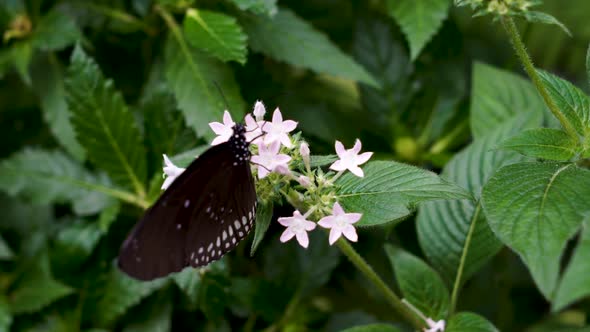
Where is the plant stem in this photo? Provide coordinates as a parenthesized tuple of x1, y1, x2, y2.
(336, 239, 424, 329)
(429, 118, 469, 154)
(501, 16, 578, 140)
(449, 202, 482, 315)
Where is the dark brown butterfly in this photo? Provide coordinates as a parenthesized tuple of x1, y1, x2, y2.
(118, 124, 257, 280)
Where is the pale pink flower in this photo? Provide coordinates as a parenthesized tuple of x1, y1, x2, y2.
(329, 139, 373, 177)
(263, 108, 297, 148)
(161, 154, 185, 190)
(278, 211, 316, 248)
(209, 111, 235, 145)
(318, 202, 362, 245)
(300, 142, 310, 168)
(250, 141, 291, 179)
(253, 100, 266, 120)
(244, 113, 266, 145)
(424, 318, 445, 332)
(298, 175, 312, 187)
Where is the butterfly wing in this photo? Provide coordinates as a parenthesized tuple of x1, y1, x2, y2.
(118, 141, 256, 280)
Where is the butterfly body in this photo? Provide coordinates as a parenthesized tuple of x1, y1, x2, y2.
(118, 124, 257, 280)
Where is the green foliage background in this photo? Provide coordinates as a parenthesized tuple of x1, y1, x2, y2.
(1, 0, 590, 331)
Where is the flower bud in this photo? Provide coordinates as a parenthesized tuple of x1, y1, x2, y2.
(253, 100, 266, 121)
(300, 142, 310, 169)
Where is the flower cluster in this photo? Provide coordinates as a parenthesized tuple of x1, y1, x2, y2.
(161, 101, 373, 249)
(455, 0, 538, 16)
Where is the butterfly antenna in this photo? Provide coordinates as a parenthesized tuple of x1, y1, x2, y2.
(213, 81, 230, 112)
(250, 160, 272, 172)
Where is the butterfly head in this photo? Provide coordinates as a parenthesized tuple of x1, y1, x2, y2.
(229, 124, 251, 166)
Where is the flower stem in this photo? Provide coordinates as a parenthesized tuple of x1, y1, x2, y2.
(335, 239, 425, 329)
(501, 16, 578, 140)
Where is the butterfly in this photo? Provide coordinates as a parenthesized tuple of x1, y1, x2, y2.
(118, 123, 257, 280)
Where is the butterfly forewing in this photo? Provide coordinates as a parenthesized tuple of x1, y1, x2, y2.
(118, 126, 256, 280)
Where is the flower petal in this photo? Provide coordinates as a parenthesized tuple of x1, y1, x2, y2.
(211, 136, 228, 146)
(278, 216, 293, 227)
(352, 139, 362, 153)
(272, 108, 283, 123)
(349, 165, 364, 177)
(281, 120, 298, 132)
(334, 140, 346, 158)
(341, 224, 358, 242)
(280, 228, 295, 243)
(161, 177, 175, 190)
(295, 231, 309, 248)
(209, 122, 226, 134)
(257, 166, 269, 179)
(332, 202, 345, 216)
(328, 228, 341, 245)
(222, 110, 234, 125)
(318, 216, 335, 228)
(356, 152, 373, 165)
(329, 160, 346, 171)
(345, 213, 362, 224)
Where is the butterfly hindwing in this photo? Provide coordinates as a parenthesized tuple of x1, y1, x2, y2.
(118, 127, 256, 280)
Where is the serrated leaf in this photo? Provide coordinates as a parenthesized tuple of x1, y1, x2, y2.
(500, 128, 579, 161)
(32, 9, 80, 51)
(336, 160, 472, 227)
(470, 62, 545, 139)
(0, 148, 113, 215)
(340, 324, 401, 332)
(241, 8, 379, 88)
(9, 254, 74, 314)
(65, 45, 147, 195)
(31, 55, 85, 160)
(123, 291, 172, 332)
(522, 11, 571, 36)
(552, 222, 590, 311)
(385, 245, 449, 319)
(482, 162, 590, 299)
(86, 268, 166, 326)
(52, 220, 103, 271)
(310, 154, 337, 168)
(250, 200, 273, 256)
(229, 0, 277, 16)
(537, 69, 590, 138)
(164, 35, 245, 139)
(446, 312, 499, 332)
(184, 9, 247, 64)
(0, 235, 14, 260)
(417, 117, 531, 286)
(352, 17, 412, 126)
(386, 0, 450, 60)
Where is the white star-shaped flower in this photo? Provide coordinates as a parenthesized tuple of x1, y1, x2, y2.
(208, 110, 235, 146)
(423, 318, 445, 332)
(318, 202, 362, 245)
(161, 154, 185, 190)
(244, 113, 266, 145)
(329, 139, 373, 177)
(263, 108, 297, 148)
(278, 210, 317, 248)
(253, 100, 266, 121)
(250, 141, 291, 179)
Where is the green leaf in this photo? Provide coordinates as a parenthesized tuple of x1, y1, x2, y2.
(250, 200, 273, 256)
(172, 268, 201, 309)
(470, 62, 545, 139)
(499, 128, 579, 161)
(65, 45, 147, 195)
(417, 116, 531, 285)
(164, 35, 245, 139)
(340, 324, 401, 332)
(12, 41, 32, 85)
(31, 55, 85, 161)
(228, 0, 277, 16)
(86, 268, 166, 326)
(386, 0, 450, 60)
(385, 245, 449, 319)
(552, 222, 590, 311)
(241, 8, 379, 88)
(309, 154, 337, 168)
(32, 9, 80, 51)
(482, 162, 590, 299)
(537, 69, 590, 138)
(336, 160, 472, 226)
(123, 291, 172, 332)
(0, 235, 14, 260)
(521, 11, 571, 36)
(586, 43, 590, 89)
(352, 17, 412, 126)
(446, 312, 499, 332)
(0, 148, 113, 215)
(183, 9, 247, 64)
(8, 254, 74, 314)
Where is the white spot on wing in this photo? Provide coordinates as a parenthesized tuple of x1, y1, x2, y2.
(184, 199, 190, 208)
(222, 230, 227, 241)
(198, 247, 204, 254)
(234, 220, 241, 229)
